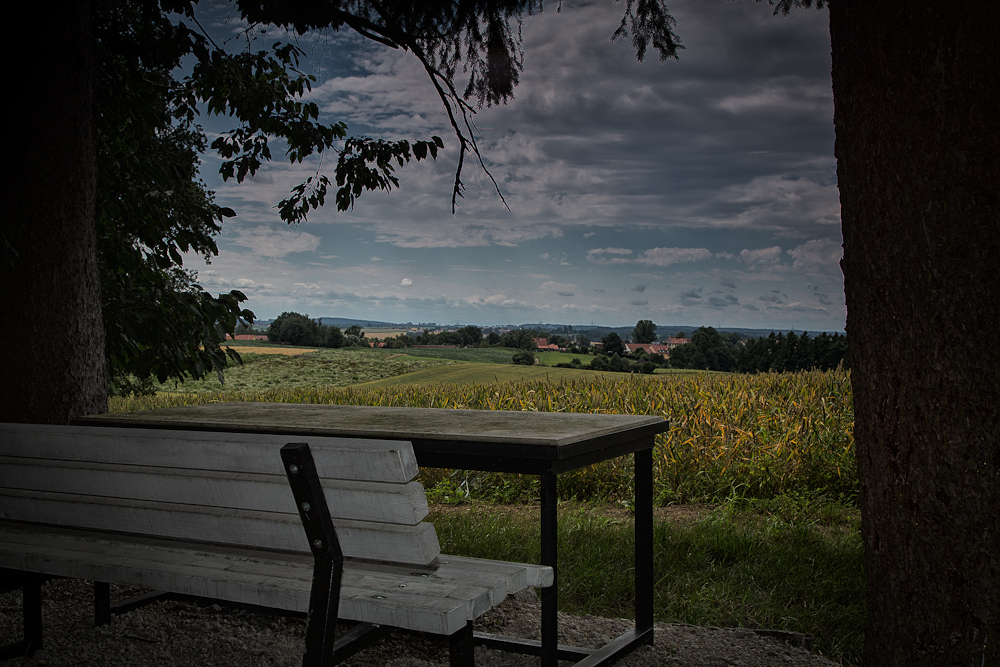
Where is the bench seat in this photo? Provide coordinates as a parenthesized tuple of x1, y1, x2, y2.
(0, 523, 550, 636)
(0, 423, 553, 665)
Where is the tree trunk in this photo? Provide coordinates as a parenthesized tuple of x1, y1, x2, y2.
(0, 2, 106, 424)
(829, 1, 999, 665)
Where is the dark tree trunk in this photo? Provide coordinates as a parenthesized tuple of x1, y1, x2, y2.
(0, 2, 106, 423)
(829, 1, 999, 665)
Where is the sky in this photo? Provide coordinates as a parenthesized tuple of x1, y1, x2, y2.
(188, 0, 844, 331)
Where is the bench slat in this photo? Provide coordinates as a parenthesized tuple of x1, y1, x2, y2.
(0, 490, 440, 565)
(0, 526, 513, 635)
(438, 554, 555, 589)
(0, 424, 418, 483)
(0, 456, 428, 525)
(350, 559, 521, 607)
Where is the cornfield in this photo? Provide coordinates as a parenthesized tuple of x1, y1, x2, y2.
(111, 369, 855, 504)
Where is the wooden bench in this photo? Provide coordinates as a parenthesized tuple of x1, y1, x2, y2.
(0, 423, 553, 666)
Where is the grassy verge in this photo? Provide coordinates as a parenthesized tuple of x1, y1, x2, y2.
(430, 499, 863, 666)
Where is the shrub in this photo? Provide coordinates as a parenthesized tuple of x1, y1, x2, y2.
(511, 351, 536, 365)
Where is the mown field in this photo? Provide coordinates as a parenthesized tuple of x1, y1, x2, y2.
(155, 348, 460, 393)
(115, 348, 862, 665)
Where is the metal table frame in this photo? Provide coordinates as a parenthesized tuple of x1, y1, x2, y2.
(78, 403, 667, 667)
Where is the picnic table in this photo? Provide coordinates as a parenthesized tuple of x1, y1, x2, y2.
(79, 403, 669, 667)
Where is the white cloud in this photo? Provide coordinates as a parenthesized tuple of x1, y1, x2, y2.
(400, 278, 413, 286)
(228, 226, 321, 257)
(740, 246, 784, 266)
(715, 78, 833, 116)
(588, 247, 713, 266)
(373, 221, 564, 249)
(699, 174, 842, 234)
(540, 280, 576, 292)
(634, 247, 714, 266)
(587, 247, 634, 263)
(787, 238, 844, 277)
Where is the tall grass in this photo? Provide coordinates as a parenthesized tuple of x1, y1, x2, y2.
(432, 501, 863, 665)
(112, 369, 856, 505)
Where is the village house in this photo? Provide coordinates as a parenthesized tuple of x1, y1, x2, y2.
(534, 338, 561, 351)
(624, 338, 688, 356)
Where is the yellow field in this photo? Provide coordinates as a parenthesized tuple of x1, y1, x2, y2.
(224, 346, 317, 356)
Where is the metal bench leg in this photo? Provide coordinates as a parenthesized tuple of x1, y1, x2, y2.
(449, 622, 475, 667)
(0, 573, 43, 660)
(22, 574, 43, 655)
(282, 443, 345, 667)
(94, 581, 112, 626)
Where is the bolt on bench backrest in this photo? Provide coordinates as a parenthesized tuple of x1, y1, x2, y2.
(0, 424, 440, 566)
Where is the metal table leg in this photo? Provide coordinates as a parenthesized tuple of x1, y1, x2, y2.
(540, 471, 558, 667)
(635, 447, 654, 639)
(477, 442, 656, 666)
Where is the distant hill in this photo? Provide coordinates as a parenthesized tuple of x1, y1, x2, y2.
(274, 316, 845, 338)
(519, 324, 845, 340)
(317, 317, 410, 329)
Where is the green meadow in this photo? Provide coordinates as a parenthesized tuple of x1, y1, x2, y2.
(116, 345, 861, 665)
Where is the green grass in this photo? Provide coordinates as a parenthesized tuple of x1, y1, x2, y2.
(431, 499, 863, 666)
(535, 351, 593, 366)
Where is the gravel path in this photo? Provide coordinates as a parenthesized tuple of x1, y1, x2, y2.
(1, 579, 841, 667)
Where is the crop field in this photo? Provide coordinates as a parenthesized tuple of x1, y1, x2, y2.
(131, 359, 856, 505)
(361, 328, 410, 340)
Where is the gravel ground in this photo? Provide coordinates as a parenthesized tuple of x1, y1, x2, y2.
(1, 579, 841, 667)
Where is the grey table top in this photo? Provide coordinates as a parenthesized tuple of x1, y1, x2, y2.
(78, 402, 669, 474)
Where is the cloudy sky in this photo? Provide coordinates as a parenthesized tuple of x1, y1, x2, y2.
(189, 0, 844, 331)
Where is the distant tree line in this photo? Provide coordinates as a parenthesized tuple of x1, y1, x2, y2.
(265, 314, 847, 375)
(734, 331, 850, 373)
(666, 327, 743, 372)
(552, 331, 659, 374)
(411, 325, 485, 347)
(667, 327, 849, 373)
(266, 312, 367, 348)
(412, 326, 570, 351)
(549, 326, 848, 375)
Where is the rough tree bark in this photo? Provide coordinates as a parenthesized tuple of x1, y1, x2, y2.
(0, 2, 107, 424)
(829, 1, 999, 665)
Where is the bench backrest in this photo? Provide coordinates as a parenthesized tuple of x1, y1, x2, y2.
(0, 424, 440, 565)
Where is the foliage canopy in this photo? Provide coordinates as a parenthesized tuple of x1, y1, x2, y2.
(96, 0, 683, 393)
